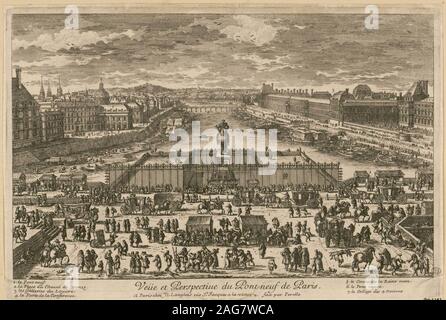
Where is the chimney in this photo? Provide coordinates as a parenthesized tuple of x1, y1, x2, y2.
(311, 89, 314, 96)
(345, 88, 349, 94)
(15, 67, 21, 88)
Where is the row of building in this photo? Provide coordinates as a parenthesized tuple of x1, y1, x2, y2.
(12, 67, 173, 149)
(260, 81, 434, 130)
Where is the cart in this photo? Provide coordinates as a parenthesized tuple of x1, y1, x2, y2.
(154, 192, 183, 212)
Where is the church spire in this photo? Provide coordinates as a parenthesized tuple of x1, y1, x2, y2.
(57, 75, 63, 97)
(39, 76, 46, 101)
(46, 79, 52, 98)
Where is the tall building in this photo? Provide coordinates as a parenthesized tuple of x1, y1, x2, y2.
(101, 104, 133, 131)
(398, 80, 433, 130)
(46, 80, 52, 99)
(38, 76, 45, 101)
(57, 76, 63, 97)
(39, 103, 64, 142)
(56, 100, 104, 135)
(414, 97, 434, 129)
(12, 67, 42, 149)
(97, 78, 110, 104)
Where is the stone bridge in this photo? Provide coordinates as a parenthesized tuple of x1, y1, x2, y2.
(182, 105, 239, 113)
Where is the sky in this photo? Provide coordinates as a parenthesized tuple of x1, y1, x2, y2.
(11, 13, 434, 95)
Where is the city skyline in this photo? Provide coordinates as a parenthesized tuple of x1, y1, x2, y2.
(13, 14, 434, 94)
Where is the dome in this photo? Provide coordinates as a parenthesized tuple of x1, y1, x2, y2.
(97, 78, 110, 104)
(353, 84, 372, 99)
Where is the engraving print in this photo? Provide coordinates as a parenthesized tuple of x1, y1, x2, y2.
(5, 7, 443, 299)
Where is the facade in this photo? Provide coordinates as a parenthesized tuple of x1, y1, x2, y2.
(414, 97, 434, 129)
(56, 100, 104, 135)
(399, 81, 432, 129)
(12, 67, 42, 149)
(101, 104, 133, 131)
(340, 99, 400, 126)
(39, 103, 64, 142)
(399, 97, 414, 127)
(261, 81, 432, 129)
(125, 102, 146, 124)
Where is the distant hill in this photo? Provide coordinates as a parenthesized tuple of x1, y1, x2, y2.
(107, 83, 173, 96)
(74, 83, 172, 97)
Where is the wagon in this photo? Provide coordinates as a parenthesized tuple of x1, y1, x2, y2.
(153, 192, 183, 212)
(291, 190, 320, 209)
(90, 230, 106, 248)
(61, 203, 91, 219)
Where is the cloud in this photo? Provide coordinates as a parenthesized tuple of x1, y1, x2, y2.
(221, 15, 288, 46)
(15, 55, 100, 68)
(316, 68, 350, 78)
(11, 14, 433, 92)
(232, 53, 291, 71)
(141, 64, 210, 79)
(13, 27, 146, 52)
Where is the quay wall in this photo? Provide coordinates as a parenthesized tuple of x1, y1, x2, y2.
(13, 109, 173, 169)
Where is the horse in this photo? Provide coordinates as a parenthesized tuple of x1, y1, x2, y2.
(40, 247, 52, 267)
(354, 207, 370, 222)
(352, 246, 375, 271)
(329, 249, 352, 267)
(374, 248, 392, 273)
(40, 245, 69, 267)
(50, 245, 69, 266)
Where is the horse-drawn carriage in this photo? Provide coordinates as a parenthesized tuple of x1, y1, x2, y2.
(120, 194, 144, 215)
(153, 192, 183, 213)
(90, 230, 106, 248)
(57, 203, 92, 219)
(264, 192, 293, 208)
(291, 190, 320, 209)
(377, 185, 407, 203)
(197, 198, 224, 214)
(231, 190, 264, 206)
(354, 190, 384, 204)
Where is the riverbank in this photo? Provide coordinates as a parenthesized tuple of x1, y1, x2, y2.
(13, 108, 176, 170)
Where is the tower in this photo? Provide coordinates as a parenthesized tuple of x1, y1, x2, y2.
(57, 76, 63, 97)
(97, 77, 110, 104)
(46, 79, 52, 99)
(39, 76, 46, 101)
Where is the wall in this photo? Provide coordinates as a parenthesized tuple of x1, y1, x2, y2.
(108, 162, 340, 189)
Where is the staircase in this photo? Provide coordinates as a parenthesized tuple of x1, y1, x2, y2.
(13, 225, 60, 278)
